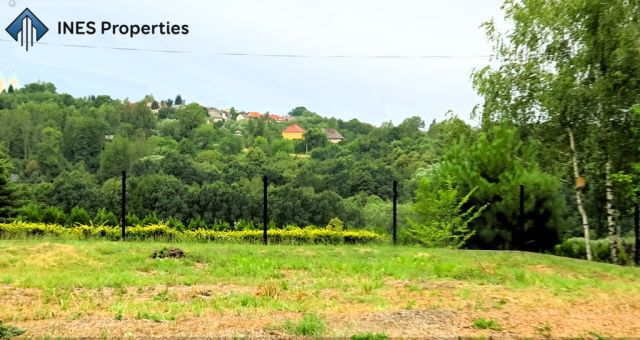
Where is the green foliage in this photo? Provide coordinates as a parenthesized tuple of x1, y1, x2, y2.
(142, 213, 161, 226)
(472, 317, 502, 331)
(94, 208, 118, 227)
(325, 217, 344, 231)
(165, 217, 185, 231)
(99, 137, 146, 179)
(17, 204, 41, 223)
(48, 170, 100, 213)
(67, 206, 91, 226)
(283, 314, 325, 336)
(0, 146, 17, 220)
(474, 0, 640, 254)
(0, 222, 385, 244)
(129, 174, 188, 221)
(438, 126, 566, 251)
(0, 321, 26, 339)
(407, 177, 485, 248)
(351, 333, 389, 340)
(554, 238, 634, 265)
(187, 217, 207, 230)
(176, 103, 206, 132)
(41, 206, 65, 225)
(126, 213, 140, 227)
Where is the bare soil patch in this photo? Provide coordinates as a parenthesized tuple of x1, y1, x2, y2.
(3, 282, 640, 337)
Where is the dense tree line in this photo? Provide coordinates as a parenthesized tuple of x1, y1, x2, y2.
(0, 87, 453, 233)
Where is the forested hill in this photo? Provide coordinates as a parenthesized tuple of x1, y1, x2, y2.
(0, 81, 637, 259)
(0, 82, 468, 230)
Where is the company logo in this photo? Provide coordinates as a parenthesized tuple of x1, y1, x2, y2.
(5, 8, 48, 51)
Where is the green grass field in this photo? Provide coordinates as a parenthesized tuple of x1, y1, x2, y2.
(1, 239, 639, 338)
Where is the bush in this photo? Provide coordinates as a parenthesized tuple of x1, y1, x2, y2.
(94, 208, 118, 227)
(187, 217, 207, 230)
(554, 237, 635, 265)
(67, 206, 91, 226)
(41, 206, 66, 225)
(126, 213, 140, 226)
(17, 204, 42, 223)
(142, 213, 161, 226)
(0, 222, 385, 244)
(325, 217, 344, 231)
(165, 217, 185, 231)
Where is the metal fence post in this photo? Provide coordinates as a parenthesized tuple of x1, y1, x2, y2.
(121, 171, 127, 241)
(519, 185, 525, 245)
(393, 180, 398, 245)
(263, 175, 268, 245)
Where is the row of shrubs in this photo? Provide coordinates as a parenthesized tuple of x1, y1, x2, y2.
(17, 205, 296, 231)
(554, 237, 636, 265)
(0, 222, 385, 244)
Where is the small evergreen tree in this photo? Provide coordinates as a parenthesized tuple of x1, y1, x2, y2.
(175, 94, 183, 105)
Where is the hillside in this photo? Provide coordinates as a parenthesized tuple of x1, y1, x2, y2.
(1, 240, 639, 337)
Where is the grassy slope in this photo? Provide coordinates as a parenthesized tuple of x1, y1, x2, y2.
(1, 240, 639, 337)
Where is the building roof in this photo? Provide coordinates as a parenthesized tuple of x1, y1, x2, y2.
(248, 111, 262, 118)
(323, 128, 344, 140)
(269, 114, 286, 121)
(283, 124, 305, 133)
(207, 108, 226, 119)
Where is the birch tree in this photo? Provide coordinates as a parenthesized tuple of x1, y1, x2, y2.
(473, 0, 640, 262)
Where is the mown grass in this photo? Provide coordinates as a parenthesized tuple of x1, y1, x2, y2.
(1, 239, 639, 337)
(0, 239, 637, 292)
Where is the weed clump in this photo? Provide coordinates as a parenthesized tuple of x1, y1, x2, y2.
(0, 321, 26, 339)
(150, 247, 185, 259)
(351, 333, 389, 340)
(472, 317, 502, 331)
(284, 314, 325, 336)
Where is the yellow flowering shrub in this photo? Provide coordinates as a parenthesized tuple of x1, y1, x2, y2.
(0, 222, 385, 244)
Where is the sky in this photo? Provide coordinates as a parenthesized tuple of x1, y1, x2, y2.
(0, 0, 504, 126)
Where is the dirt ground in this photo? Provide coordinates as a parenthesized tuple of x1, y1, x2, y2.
(3, 282, 640, 338)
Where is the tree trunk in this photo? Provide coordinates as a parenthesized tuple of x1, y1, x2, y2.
(605, 160, 618, 264)
(567, 128, 592, 261)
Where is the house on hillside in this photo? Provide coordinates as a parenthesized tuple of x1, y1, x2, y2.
(282, 124, 305, 140)
(236, 113, 250, 121)
(207, 108, 227, 123)
(248, 111, 262, 119)
(267, 114, 287, 122)
(323, 128, 345, 144)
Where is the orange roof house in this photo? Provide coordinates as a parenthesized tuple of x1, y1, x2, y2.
(268, 114, 286, 122)
(248, 111, 262, 119)
(282, 124, 305, 140)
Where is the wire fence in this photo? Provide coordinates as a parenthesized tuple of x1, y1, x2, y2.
(113, 171, 640, 264)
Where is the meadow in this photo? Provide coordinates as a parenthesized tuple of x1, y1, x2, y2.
(1, 238, 639, 338)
